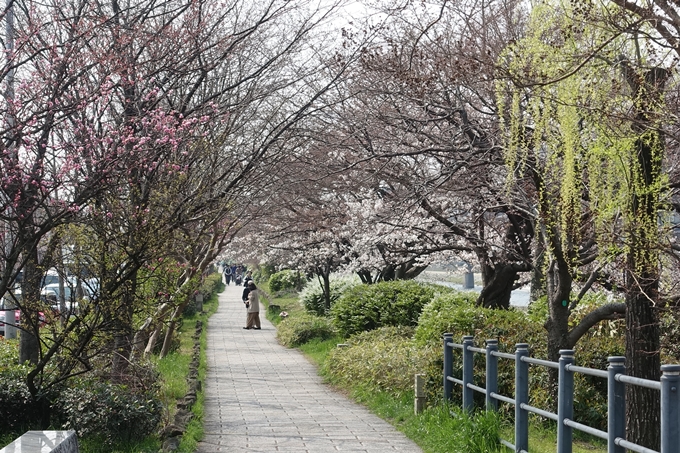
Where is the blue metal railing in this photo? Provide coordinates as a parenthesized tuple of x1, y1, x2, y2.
(442, 333, 680, 453)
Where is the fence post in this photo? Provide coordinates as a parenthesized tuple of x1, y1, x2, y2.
(607, 356, 625, 453)
(661, 364, 680, 453)
(462, 335, 474, 412)
(557, 349, 575, 453)
(515, 343, 529, 453)
(443, 333, 453, 402)
(486, 339, 498, 412)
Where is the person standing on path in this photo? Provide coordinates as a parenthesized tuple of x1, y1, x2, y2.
(243, 281, 267, 330)
(223, 266, 232, 286)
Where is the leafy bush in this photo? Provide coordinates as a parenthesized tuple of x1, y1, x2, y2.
(53, 380, 162, 445)
(413, 292, 546, 407)
(323, 326, 439, 396)
(413, 291, 480, 345)
(413, 289, 625, 427)
(331, 280, 436, 337)
(276, 313, 338, 347)
(0, 367, 50, 435)
(299, 273, 360, 316)
(269, 269, 302, 292)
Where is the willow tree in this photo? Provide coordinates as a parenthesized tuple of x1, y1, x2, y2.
(498, 2, 670, 447)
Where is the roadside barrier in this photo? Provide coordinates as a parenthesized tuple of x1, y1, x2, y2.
(443, 334, 680, 453)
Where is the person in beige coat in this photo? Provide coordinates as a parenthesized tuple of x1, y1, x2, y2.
(243, 281, 268, 330)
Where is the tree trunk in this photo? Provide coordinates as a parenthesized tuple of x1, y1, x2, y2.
(544, 257, 573, 409)
(625, 275, 660, 450)
(321, 270, 331, 312)
(618, 64, 667, 451)
(476, 263, 516, 309)
(160, 306, 182, 359)
(19, 246, 41, 366)
(111, 273, 137, 382)
(623, 134, 662, 450)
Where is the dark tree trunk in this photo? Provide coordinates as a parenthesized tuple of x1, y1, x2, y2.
(625, 275, 660, 450)
(19, 245, 41, 366)
(623, 135, 662, 450)
(476, 263, 517, 309)
(111, 273, 138, 383)
(544, 258, 574, 409)
(618, 63, 668, 451)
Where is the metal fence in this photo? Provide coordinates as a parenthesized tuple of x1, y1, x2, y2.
(443, 334, 680, 453)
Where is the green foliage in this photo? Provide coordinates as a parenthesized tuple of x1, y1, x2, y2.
(323, 326, 438, 396)
(269, 269, 302, 292)
(53, 379, 162, 445)
(0, 337, 20, 369)
(414, 292, 546, 407)
(276, 313, 338, 347)
(185, 272, 222, 317)
(0, 371, 50, 435)
(252, 263, 276, 283)
(414, 291, 534, 347)
(299, 273, 360, 316)
(661, 305, 680, 363)
(331, 280, 435, 337)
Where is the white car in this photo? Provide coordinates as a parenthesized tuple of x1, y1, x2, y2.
(0, 299, 19, 336)
(41, 284, 78, 314)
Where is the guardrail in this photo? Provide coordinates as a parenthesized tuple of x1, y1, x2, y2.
(443, 334, 680, 453)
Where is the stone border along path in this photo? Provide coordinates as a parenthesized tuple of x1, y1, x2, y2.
(196, 284, 423, 453)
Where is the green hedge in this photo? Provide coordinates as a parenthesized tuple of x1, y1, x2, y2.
(322, 326, 438, 396)
(331, 280, 436, 337)
(269, 269, 302, 292)
(53, 379, 162, 445)
(276, 313, 337, 347)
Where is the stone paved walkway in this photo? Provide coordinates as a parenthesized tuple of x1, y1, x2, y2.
(196, 285, 423, 453)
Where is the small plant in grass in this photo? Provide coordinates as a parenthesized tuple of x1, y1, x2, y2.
(276, 313, 337, 347)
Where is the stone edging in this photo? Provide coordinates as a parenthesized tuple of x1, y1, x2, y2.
(160, 319, 203, 452)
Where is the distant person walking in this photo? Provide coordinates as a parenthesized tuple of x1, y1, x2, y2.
(243, 281, 268, 330)
(243, 271, 253, 287)
(224, 266, 232, 286)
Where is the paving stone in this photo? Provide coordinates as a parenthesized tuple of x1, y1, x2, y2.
(196, 286, 422, 453)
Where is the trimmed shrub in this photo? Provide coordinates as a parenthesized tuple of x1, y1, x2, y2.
(269, 269, 301, 292)
(299, 274, 360, 316)
(252, 264, 276, 283)
(53, 380, 162, 445)
(413, 292, 546, 408)
(0, 369, 50, 435)
(276, 313, 338, 347)
(414, 289, 624, 427)
(322, 326, 439, 396)
(413, 291, 480, 346)
(331, 280, 436, 337)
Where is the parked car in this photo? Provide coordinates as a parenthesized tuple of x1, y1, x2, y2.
(0, 299, 20, 337)
(41, 284, 78, 314)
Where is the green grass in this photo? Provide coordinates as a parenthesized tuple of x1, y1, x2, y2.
(346, 387, 503, 453)
(176, 281, 220, 453)
(298, 336, 343, 366)
(260, 281, 305, 326)
(499, 423, 607, 453)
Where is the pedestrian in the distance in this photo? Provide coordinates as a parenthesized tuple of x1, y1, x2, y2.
(243, 281, 268, 330)
(224, 266, 232, 286)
